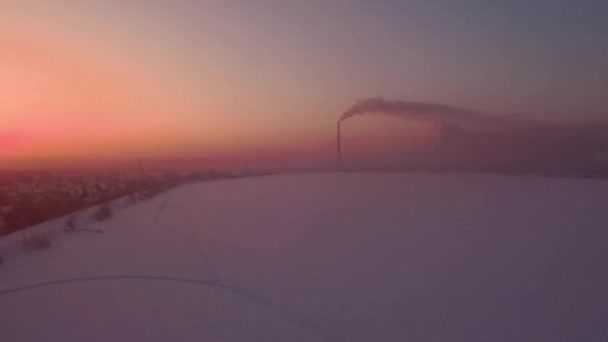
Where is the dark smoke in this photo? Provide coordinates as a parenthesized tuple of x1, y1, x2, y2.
(339, 97, 495, 125)
(336, 97, 608, 172)
(337, 97, 503, 161)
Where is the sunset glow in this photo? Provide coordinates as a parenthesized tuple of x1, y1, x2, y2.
(1, 1, 607, 168)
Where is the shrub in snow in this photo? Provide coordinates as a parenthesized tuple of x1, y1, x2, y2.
(22, 233, 52, 250)
(92, 203, 113, 221)
(126, 193, 138, 205)
(74, 228, 104, 234)
(137, 192, 149, 201)
(65, 215, 77, 231)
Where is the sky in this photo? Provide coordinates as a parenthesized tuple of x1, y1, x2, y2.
(1, 0, 607, 168)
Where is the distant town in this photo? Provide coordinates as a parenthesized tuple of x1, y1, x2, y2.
(3, 164, 608, 238)
(0, 168, 255, 237)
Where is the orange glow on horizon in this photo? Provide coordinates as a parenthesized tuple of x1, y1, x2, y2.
(0, 4, 448, 169)
(0, 22, 219, 164)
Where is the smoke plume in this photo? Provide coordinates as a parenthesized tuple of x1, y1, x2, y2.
(336, 97, 608, 172)
(339, 97, 495, 126)
(337, 97, 502, 160)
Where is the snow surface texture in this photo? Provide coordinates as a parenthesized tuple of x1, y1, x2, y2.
(1, 173, 607, 341)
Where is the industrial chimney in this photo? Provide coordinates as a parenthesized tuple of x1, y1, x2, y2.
(336, 120, 342, 162)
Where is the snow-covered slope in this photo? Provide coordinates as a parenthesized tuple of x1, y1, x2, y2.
(1, 173, 607, 341)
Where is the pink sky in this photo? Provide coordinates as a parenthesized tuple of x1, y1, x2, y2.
(0, 4, 423, 168)
(1, 1, 606, 168)
(0, 3, 341, 167)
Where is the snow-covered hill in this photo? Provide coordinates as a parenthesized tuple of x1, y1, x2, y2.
(1, 172, 607, 341)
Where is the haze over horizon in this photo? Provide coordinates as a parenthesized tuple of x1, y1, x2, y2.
(1, 1, 607, 168)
